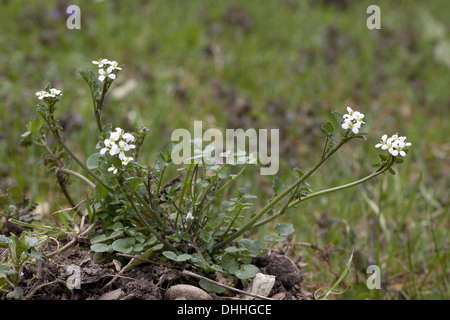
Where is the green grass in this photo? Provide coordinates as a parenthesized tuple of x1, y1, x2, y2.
(0, 0, 448, 299)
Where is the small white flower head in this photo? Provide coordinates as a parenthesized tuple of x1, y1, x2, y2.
(36, 90, 50, 100)
(341, 106, 365, 134)
(186, 211, 194, 220)
(375, 134, 389, 150)
(94, 58, 122, 82)
(98, 68, 117, 82)
(121, 156, 133, 166)
(92, 58, 109, 68)
(108, 165, 118, 175)
(98, 127, 136, 160)
(36, 88, 63, 101)
(106, 60, 122, 73)
(375, 134, 411, 157)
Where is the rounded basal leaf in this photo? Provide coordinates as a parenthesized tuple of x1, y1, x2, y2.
(275, 223, 295, 236)
(176, 254, 192, 262)
(162, 251, 191, 262)
(91, 243, 110, 253)
(235, 264, 259, 280)
(221, 253, 239, 274)
(111, 238, 136, 253)
(86, 152, 103, 169)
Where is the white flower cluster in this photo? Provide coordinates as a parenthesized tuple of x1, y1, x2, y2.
(375, 134, 411, 157)
(92, 58, 122, 82)
(99, 127, 135, 174)
(35, 88, 63, 101)
(341, 106, 365, 134)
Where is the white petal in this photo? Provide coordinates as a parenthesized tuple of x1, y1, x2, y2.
(399, 151, 406, 157)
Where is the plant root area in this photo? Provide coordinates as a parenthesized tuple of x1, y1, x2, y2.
(2, 246, 313, 300)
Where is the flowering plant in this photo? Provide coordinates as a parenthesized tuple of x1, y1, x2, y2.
(20, 59, 411, 291)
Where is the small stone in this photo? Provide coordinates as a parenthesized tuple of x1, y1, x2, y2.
(98, 289, 123, 300)
(164, 284, 212, 300)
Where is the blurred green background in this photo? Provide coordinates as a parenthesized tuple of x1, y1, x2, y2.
(0, 0, 448, 299)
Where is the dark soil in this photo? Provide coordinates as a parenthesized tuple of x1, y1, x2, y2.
(5, 245, 312, 300)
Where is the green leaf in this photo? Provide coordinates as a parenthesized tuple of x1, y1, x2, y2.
(272, 176, 284, 196)
(176, 254, 192, 262)
(199, 279, 226, 294)
(162, 251, 191, 262)
(321, 121, 334, 134)
(221, 253, 239, 274)
(28, 248, 44, 261)
(111, 238, 136, 253)
(239, 239, 265, 255)
(7, 287, 24, 299)
(388, 167, 396, 175)
(24, 236, 39, 248)
(86, 153, 103, 170)
(264, 235, 276, 242)
(0, 235, 12, 245)
(275, 223, 295, 236)
(314, 251, 354, 300)
(235, 264, 259, 280)
(90, 243, 110, 253)
(95, 183, 109, 200)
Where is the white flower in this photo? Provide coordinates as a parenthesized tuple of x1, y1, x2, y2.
(99, 127, 136, 166)
(106, 60, 122, 73)
(341, 106, 365, 134)
(92, 58, 110, 68)
(36, 90, 50, 100)
(375, 134, 389, 150)
(341, 118, 361, 133)
(36, 88, 62, 101)
(121, 156, 133, 166)
(122, 132, 135, 143)
(108, 165, 118, 174)
(375, 134, 411, 157)
(186, 212, 194, 220)
(49, 88, 62, 96)
(98, 68, 117, 82)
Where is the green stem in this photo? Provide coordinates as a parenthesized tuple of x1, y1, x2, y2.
(42, 114, 105, 187)
(127, 194, 178, 253)
(94, 81, 108, 132)
(133, 192, 165, 228)
(215, 163, 249, 194)
(253, 161, 392, 228)
(212, 137, 349, 251)
(56, 168, 96, 189)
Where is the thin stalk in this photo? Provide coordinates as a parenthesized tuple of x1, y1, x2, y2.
(57, 168, 96, 189)
(94, 81, 108, 132)
(127, 194, 178, 252)
(212, 137, 349, 251)
(133, 192, 165, 228)
(253, 162, 391, 228)
(220, 206, 243, 241)
(42, 115, 105, 187)
(215, 163, 249, 194)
